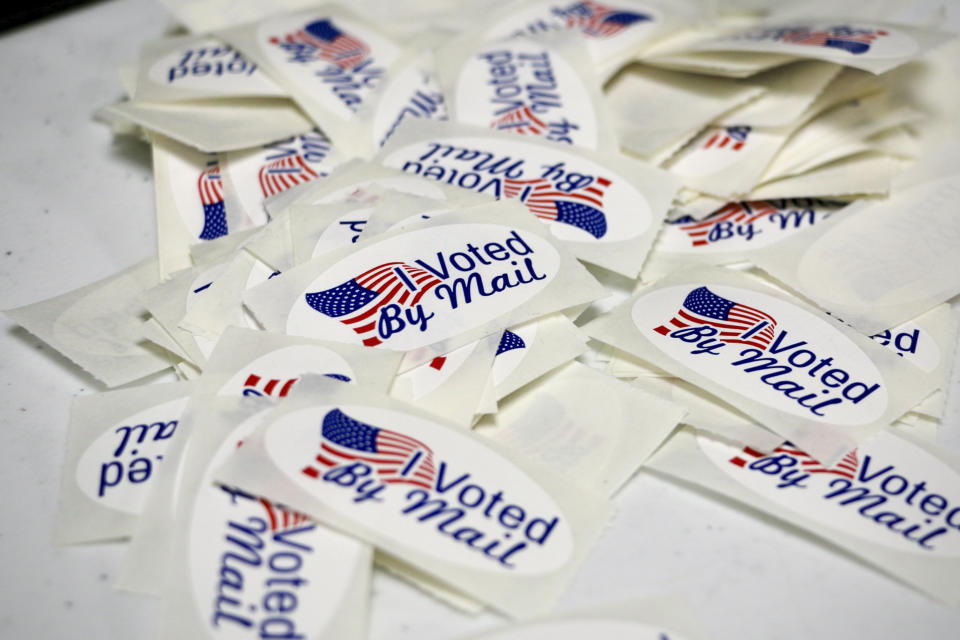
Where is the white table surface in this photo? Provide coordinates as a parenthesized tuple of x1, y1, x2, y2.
(2, 1, 960, 638)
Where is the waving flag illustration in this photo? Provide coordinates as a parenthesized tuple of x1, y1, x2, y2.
(730, 442, 860, 479)
(559, 0, 652, 38)
(301, 408, 436, 489)
(654, 286, 778, 350)
(703, 126, 751, 151)
(776, 26, 885, 54)
(258, 498, 313, 532)
(304, 261, 443, 347)
(496, 330, 527, 355)
(197, 162, 227, 240)
(503, 176, 610, 238)
(675, 201, 779, 247)
(491, 105, 548, 136)
(269, 19, 370, 69)
(258, 154, 321, 198)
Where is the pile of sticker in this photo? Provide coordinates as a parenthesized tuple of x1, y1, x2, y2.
(7, 0, 960, 637)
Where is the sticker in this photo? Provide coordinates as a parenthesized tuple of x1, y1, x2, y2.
(269, 403, 574, 573)
(699, 431, 960, 556)
(185, 413, 367, 639)
(381, 133, 649, 243)
(492, 324, 538, 387)
(669, 126, 753, 177)
(143, 36, 281, 98)
(75, 397, 190, 514)
(704, 23, 918, 61)
(657, 199, 845, 254)
(223, 131, 341, 226)
(635, 284, 888, 425)
(255, 13, 399, 119)
(219, 344, 356, 398)
(286, 223, 561, 350)
(482, 0, 665, 70)
(452, 39, 602, 148)
(583, 268, 937, 463)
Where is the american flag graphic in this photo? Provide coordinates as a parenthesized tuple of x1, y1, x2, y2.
(269, 19, 370, 69)
(258, 497, 313, 532)
(776, 26, 886, 55)
(559, 0, 652, 38)
(730, 442, 860, 479)
(301, 408, 437, 490)
(197, 162, 227, 240)
(490, 105, 548, 136)
(304, 261, 443, 347)
(258, 154, 321, 198)
(703, 126, 751, 151)
(502, 176, 610, 238)
(428, 356, 447, 370)
(675, 201, 779, 247)
(654, 286, 778, 350)
(496, 330, 526, 355)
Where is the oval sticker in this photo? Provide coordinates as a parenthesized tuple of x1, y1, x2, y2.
(381, 135, 651, 242)
(633, 284, 889, 425)
(188, 412, 365, 637)
(75, 397, 190, 513)
(264, 403, 575, 575)
(699, 430, 960, 557)
(287, 223, 560, 350)
(456, 40, 600, 148)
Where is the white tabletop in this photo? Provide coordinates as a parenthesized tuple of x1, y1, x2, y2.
(1, 1, 959, 638)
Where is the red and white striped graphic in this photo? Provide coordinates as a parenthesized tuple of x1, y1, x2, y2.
(678, 201, 779, 247)
(490, 105, 548, 136)
(258, 155, 320, 198)
(258, 497, 312, 531)
(242, 373, 298, 398)
(198, 163, 223, 206)
(703, 126, 751, 151)
(730, 442, 860, 479)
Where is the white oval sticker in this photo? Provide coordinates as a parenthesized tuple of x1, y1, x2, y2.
(382, 136, 651, 242)
(373, 63, 446, 148)
(188, 412, 365, 637)
(75, 397, 190, 514)
(264, 403, 575, 575)
(633, 284, 888, 425)
(699, 431, 960, 557)
(287, 223, 560, 350)
(456, 40, 599, 148)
